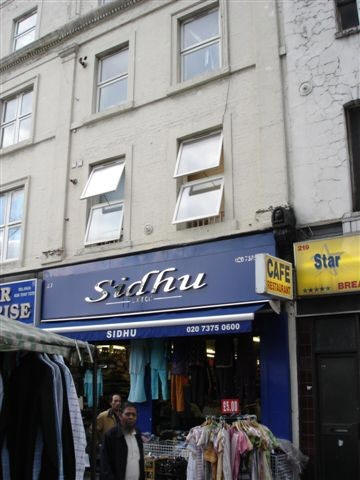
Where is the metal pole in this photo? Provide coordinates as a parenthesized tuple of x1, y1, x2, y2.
(90, 348, 98, 480)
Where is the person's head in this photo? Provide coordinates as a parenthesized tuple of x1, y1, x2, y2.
(110, 394, 122, 412)
(121, 402, 137, 431)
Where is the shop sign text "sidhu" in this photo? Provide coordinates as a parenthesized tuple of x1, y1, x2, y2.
(85, 267, 207, 303)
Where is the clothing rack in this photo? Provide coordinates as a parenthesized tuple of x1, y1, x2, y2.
(204, 414, 258, 424)
(186, 414, 283, 480)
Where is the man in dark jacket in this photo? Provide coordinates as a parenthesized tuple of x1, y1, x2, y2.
(100, 402, 145, 480)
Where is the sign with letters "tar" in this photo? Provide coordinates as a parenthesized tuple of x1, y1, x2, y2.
(294, 234, 360, 296)
(255, 253, 293, 300)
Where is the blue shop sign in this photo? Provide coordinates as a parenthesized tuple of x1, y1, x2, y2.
(43, 304, 261, 340)
(0, 279, 41, 325)
(42, 233, 275, 322)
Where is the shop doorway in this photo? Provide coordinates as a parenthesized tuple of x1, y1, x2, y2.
(315, 316, 360, 479)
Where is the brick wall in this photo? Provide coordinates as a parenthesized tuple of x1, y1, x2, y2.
(297, 317, 316, 480)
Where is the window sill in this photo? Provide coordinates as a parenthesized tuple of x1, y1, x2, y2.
(0, 259, 23, 272)
(167, 66, 231, 97)
(335, 25, 360, 38)
(72, 101, 134, 130)
(0, 138, 33, 156)
(175, 217, 239, 232)
(75, 239, 132, 256)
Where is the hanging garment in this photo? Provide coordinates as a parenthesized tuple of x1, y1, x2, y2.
(84, 368, 102, 408)
(40, 354, 64, 480)
(188, 338, 206, 367)
(186, 426, 204, 480)
(230, 427, 252, 480)
(171, 339, 188, 375)
(128, 340, 149, 403)
(214, 337, 233, 368)
(150, 339, 169, 401)
(53, 355, 87, 480)
(235, 335, 257, 407)
(84, 369, 93, 408)
(97, 368, 104, 400)
(0, 372, 3, 410)
(189, 365, 207, 409)
(0, 372, 10, 480)
(1, 438, 10, 480)
(0, 353, 60, 480)
(170, 374, 188, 412)
(215, 337, 234, 398)
(221, 428, 232, 480)
(188, 338, 207, 409)
(51, 356, 77, 480)
(215, 367, 234, 399)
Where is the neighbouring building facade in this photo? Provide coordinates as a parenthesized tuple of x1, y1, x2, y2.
(282, 0, 360, 479)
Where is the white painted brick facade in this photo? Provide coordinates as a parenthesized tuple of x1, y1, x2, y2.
(282, 0, 360, 226)
(1, 0, 288, 274)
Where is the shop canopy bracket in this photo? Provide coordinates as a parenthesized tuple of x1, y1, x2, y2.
(269, 299, 281, 314)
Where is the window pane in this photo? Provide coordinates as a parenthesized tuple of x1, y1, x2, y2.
(99, 172, 125, 203)
(17, 12, 37, 35)
(3, 98, 18, 123)
(0, 196, 5, 226)
(175, 132, 222, 177)
(21, 91, 32, 116)
(18, 117, 31, 142)
(0, 228, 3, 259)
(100, 49, 128, 83)
(14, 30, 35, 51)
(6, 226, 21, 260)
(174, 178, 223, 223)
(1, 124, 15, 148)
(81, 162, 125, 199)
(86, 204, 123, 244)
(98, 78, 127, 111)
(338, 2, 359, 29)
(182, 10, 219, 49)
(182, 42, 220, 81)
(347, 106, 360, 211)
(9, 190, 24, 223)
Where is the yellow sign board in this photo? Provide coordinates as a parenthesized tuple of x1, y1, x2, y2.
(294, 234, 360, 296)
(255, 254, 293, 300)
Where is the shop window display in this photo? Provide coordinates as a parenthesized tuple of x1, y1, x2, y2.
(69, 334, 306, 479)
(74, 334, 261, 438)
(71, 335, 260, 478)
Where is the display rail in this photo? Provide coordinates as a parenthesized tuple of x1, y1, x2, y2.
(143, 440, 189, 460)
(271, 452, 295, 480)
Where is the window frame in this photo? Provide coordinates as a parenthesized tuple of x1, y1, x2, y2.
(345, 101, 360, 212)
(172, 175, 224, 225)
(96, 47, 129, 113)
(170, 0, 229, 88)
(13, 10, 37, 52)
(0, 187, 25, 263)
(0, 89, 33, 150)
(174, 130, 223, 178)
(80, 161, 125, 200)
(84, 200, 125, 246)
(335, 0, 360, 32)
(0, 77, 38, 153)
(82, 160, 126, 246)
(180, 7, 221, 83)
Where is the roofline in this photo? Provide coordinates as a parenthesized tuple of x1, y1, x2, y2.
(0, 0, 146, 73)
